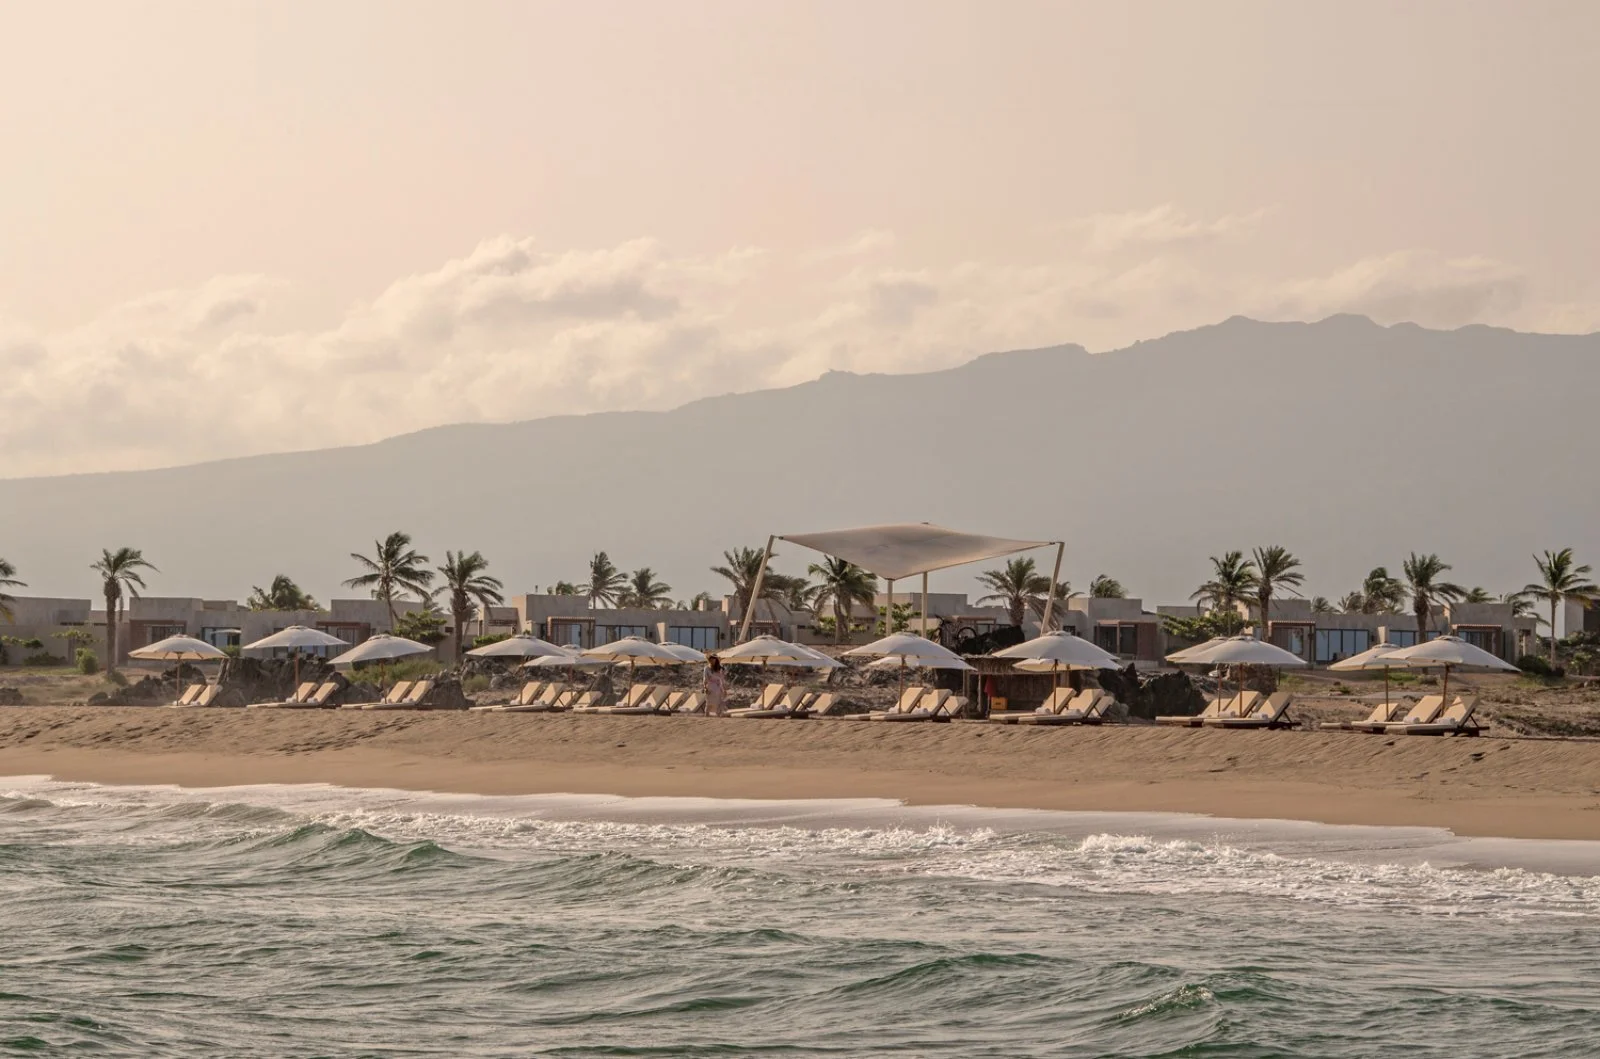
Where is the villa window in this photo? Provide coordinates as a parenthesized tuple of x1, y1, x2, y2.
(668, 627, 719, 651)
(1314, 628, 1371, 664)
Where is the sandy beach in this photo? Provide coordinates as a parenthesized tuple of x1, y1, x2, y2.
(2, 707, 1598, 840)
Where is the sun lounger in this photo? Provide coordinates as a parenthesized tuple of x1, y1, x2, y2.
(849, 685, 928, 720)
(1206, 691, 1296, 729)
(1024, 689, 1109, 725)
(1156, 690, 1262, 728)
(173, 684, 205, 707)
(1378, 695, 1449, 732)
(936, 694, 970, 720)
(247, 681, 322, 710)
(804, 692, 841, 717)
(566, 691, 603, 712)
(346, 681, 411, 710)
(1319, 697, 1414, 732)
(874, 688, 952, 721)
(470, 680, 554, 712)
(673, 691, 707, 715)
(742, 683, 789, 712)
(1392, 696, 1482, 736)
(731, 688, 817, 719)
(600, 685, 675, 714)
(363, 679, 437, 710)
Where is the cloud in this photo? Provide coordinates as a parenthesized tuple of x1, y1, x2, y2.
(0, 216, 1582, 478)
(1071, 204, 1269, 253)
(1262, 250, 1528, 328)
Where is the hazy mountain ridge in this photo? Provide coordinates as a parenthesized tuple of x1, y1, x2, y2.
(2, 315, 1596, 606)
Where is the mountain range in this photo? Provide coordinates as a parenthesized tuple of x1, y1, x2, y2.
(2, 314, 1595, 608)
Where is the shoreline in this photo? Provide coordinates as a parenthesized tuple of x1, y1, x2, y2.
(2, 708, 1599, 840)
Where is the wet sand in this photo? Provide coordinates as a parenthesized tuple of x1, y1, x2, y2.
(2, 707, 1598, 839)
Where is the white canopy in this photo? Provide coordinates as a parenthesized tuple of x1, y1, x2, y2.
(242, 625, 350, 652)
(329, 634, 434, 665)
(129, 635, 228, 661)
(843, 632, 964, 664)
(582, 636, 687, 665)
(466, 633, 569, 660)
(992, 631, 1119, 671)
(1327, 643, 1403, 672)
(780, 522, 1052, 581)
(1379, 635, 1519, 672)
(866, 653, 973, 672)
(1179, 635, 1309, 668)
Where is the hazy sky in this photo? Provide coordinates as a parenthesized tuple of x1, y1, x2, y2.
(3, 0, 1597, 477)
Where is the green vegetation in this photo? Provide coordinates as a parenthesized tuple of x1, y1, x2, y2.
(1519, 548, 1598, 667)
(75, 648, 99, 675)
(1089, 574, 1125, 599)
(1247, 545, 1304, 635)
(439, 550, 505, 660)
(585, 551, 627, 608)
(976, 557, 1052, 627)
(91, 546, 156, 673)
(394, 609, 447, 646)
(808, 557, 877, 644)
(1401, 553, 1465, 644)
(620, 567, 673, 609)
(0, 557, 24, 622)
(344, 532, 435, 627)
(247, 575, 320, 611)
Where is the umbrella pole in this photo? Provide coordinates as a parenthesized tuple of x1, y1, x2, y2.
(1383, 666, 1390, 710)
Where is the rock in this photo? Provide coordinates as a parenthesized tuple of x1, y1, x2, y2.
(0, 687, 23, 706)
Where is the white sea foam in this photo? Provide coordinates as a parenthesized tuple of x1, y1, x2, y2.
(5, 776, 1600, 920)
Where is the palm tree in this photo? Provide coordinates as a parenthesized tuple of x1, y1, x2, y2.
(1502, 591, 1536, 621)
(438, 551, 505, 659)
(976, 558, 1051, 628)
(1360, 567, 1405, 614)
(90, 548, 156, 668)
(551, 581, 581, 596)
(343, 532, 435, 627)
(0, 557, 23, 622)
(1245, 546, 1305, 639)
(1336, 591, 1365, 613)
(584, 551, 627, 609)
(1520, 548, 1599, 666)
(622, 567, 673, 609)
(1401, 552, 1464, 644)
(711, 546, 787, 622)
(1191, 551, 1255, 614)
(773, 575, 815, 613)
(808, 557, 878, 644)
(1089, 574, 1125, 599)
(1462, 586, 1493, 604)
(686, 590, 715, 611)
(246, 575, 320, 611)
(1310, 596, 1333, 614)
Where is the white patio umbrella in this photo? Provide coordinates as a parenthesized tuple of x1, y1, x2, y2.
(328, 634, 434, 690)
(717, 635, 836, 668)
(865, 654, 973, 672)
(1176, 634, 1308, 705)
(656, 641, 709, 664)
(466, 633, 569, 661)
(583, 636, 691, 684)
(1327, 642, 1404, 709)
(993, 631, 1119, 673)
(242, 625, 350, 688)
(845, 631, 965, 702)
(523, 648, 608, 670)
(1165, 637, 1228, 664)
(1012, 657, 1110, 674)
(129, 634, 229, 702)
(1376, 635, 1518, 705)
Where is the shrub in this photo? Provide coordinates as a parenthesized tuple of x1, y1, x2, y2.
(106, 669, 128, 688)
(472, 633, 511, 649)
(463, 674, 491, 693)
(1517, 654, 1564, 679)
(24, 651, 64, 666)
(75, 648, 100, 675)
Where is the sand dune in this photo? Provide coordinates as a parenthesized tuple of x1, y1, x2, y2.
(2, 707, 1598, 840)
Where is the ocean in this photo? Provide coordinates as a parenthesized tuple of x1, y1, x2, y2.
(2, 779, 1598, 1058)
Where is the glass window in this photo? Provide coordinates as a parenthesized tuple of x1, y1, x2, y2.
(1094, 625, 1119, 654)
(1118, 625, 1139, 656)
(200, 627, 240, 649)
(597, 625, 648, 645)
(1389, 629, 1417, 648)
(547, 621, 588, 648)
(147, 623, 186, 644)
(669, 626, 719, 651)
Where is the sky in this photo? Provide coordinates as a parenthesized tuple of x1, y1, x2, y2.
(2, 0, 1598, 478)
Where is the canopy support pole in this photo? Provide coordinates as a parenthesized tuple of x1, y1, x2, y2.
(920, 572, 929, 640)
(735, 536, 776, 645)
(884, 578, 894, 635)
(1039, 542, 1065, 633)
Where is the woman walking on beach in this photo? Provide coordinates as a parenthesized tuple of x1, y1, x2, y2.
(705, 655, 727, 716)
